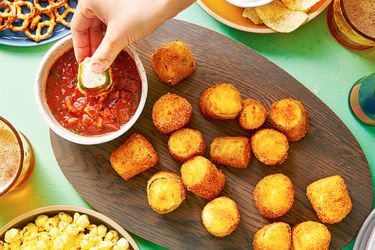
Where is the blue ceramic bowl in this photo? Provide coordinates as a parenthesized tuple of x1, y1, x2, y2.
(0, 0, 77, 47)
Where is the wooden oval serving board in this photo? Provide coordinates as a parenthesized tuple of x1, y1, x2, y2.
(50, 19, 373, 249)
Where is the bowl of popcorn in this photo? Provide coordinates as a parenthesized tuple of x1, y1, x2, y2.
(0, 205, 139, 250)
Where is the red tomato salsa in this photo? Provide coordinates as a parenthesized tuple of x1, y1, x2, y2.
(46, 49, 142, 136)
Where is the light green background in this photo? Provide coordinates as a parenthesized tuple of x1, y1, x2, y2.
(0, 3, 374, 249)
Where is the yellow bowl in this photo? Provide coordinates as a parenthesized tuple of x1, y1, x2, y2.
(197, 0, 333, 33)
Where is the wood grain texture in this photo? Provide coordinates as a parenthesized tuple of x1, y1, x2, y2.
(50, 19, 373, 249)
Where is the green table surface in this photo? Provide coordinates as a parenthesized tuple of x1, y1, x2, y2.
(0, 3, 374, 249)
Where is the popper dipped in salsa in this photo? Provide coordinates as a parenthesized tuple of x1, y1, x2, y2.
(46, 50, 142, 136)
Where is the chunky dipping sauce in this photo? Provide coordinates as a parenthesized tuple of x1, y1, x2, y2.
(46, 50, 142, 136)
(0, 120, 20, 192)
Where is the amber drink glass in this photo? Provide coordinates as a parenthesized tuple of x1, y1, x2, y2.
(0, 116, 34, 196)
(327, 0, 375, 50)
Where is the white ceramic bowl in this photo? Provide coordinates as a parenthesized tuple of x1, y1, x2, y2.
(0, 205, 139, 250)
(35, 35, 148, 145)
(225, 0, 272, 8)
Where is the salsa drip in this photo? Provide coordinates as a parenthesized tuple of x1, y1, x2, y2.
(46, 50, 142, 136)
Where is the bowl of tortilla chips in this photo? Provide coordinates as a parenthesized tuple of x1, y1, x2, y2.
(197, 0, 332, 33)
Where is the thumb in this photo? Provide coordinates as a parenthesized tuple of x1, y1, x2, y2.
(90, 29, 128, 73)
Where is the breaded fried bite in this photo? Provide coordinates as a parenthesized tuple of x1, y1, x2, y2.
(147, 171, 186, 214)
(253, 174, 294, 219)
(253, 222, 291, 250)
(151, 41, 196, 86)
(168, 128, 206, 163)
(199, 83, 243, 120)
(306, 175, 352, 224)
(251, 129, 289, 165)
(201, 196, 240, 237)
(238, 98, 267, 130)
(180, 156, 225, 200)
(110, 132, 158, 181)
(292, 221, 331, 250)
(210, 136, 251, 168)
(270, 98, 309, 142)
(152, 93, 193, 134)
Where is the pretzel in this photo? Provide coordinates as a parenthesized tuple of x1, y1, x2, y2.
(9, 1, 36, 32)
(34, 0, 66, 14)
(29, 14, 41, 31)
(54, 2, 75, 28)
(24, 12, 56, 42)
(0, 1, 16, 31)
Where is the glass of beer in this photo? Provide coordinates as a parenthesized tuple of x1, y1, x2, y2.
(349, 73, 375, 126)
(0, 116, 34, 196)
(327, 0, 375, 50)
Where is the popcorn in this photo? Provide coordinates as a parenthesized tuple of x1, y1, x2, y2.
(0, 212, 130, 250)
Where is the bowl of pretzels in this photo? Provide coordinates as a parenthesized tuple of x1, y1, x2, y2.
(0, 0, 76, 45)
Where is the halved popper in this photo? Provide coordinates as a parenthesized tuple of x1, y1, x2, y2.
(77, 57, 113, 96)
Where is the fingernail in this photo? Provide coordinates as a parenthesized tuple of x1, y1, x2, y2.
(91, 63, 106, 73)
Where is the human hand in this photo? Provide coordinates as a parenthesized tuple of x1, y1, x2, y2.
(71, 0, 195, 73)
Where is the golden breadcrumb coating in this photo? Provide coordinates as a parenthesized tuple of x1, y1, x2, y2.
(151, 41, 196, 86)
(292, 221, 331, 250)
(253, 222, 291, 250)
(180, 156, 225, 200)
(306, 175, 352, 224)
(270, 98, 309, 142)
(147, 171, 186, 214)
(201, 196, 240, 237)
(110, 132, 158, 180)
(168, 128, 206, 163)
(199, 83, 242, 120)
(210, 136, 251, 168)
(251, 129, 289, 165)
(253, 174, 294, 219)
(152, 93, 193, 134)
(238, 98, 267, 130)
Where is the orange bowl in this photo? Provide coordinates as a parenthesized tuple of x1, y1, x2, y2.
(197, 0, 333, 33)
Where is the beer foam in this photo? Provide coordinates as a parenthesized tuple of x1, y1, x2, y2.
(0, 120, 21, 192)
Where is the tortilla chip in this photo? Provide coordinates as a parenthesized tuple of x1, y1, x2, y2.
(255, 0, 308, 33)
(281, 0, 321, 11)
(243, 8, 263, 25)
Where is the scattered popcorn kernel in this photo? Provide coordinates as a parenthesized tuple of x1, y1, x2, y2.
(4, 228, 21, 243)
(35, 215, 49, 230)
(76, 214, 90, 229)
(97, 225, 107, 238)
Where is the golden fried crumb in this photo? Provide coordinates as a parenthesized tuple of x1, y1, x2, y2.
(253, 174, 294, 219)
(151, 41, 196, 86)
(180, 156, 225, 200)
(168, 128, 206, 163)
(199, 83, 242, 120)
(147, 171, 186, 214)
(270, 98, 309, 142)
(251, 128, 289, 165)
(292, 221, 331, 250)
(110, 132, 158, 180)
(210, 136, 251, 168)
(253, 222, 291, 250)
(152, 93, 193, 134)
(306, 175, 352, 224)
(201, 196, 240, 237)
(238, 98, 267, 130)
